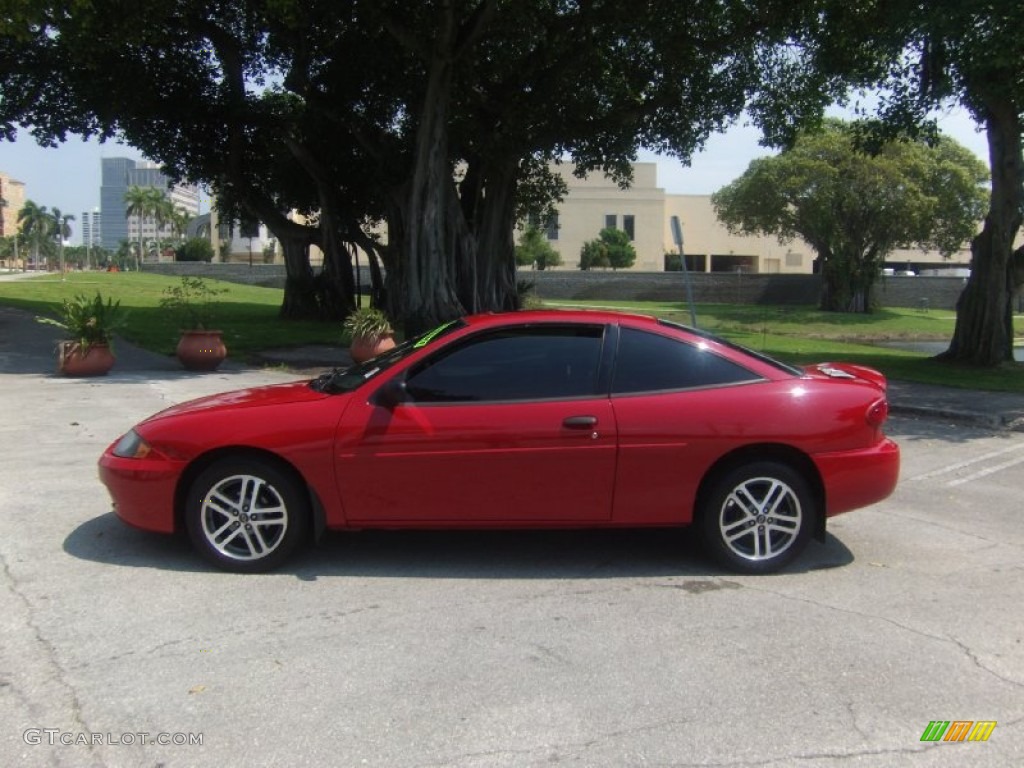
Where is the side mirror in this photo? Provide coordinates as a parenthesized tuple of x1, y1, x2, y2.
(374, 378, 409, 409)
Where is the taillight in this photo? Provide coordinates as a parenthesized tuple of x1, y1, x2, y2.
(866, 399, 889, 428)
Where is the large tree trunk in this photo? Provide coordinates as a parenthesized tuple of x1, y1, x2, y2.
(231, 188, 323, 320)
(285, 137, 358, 320)
(943, 101, 1022, 366)
(384, 1, 497, 335)
(315, 202, 358, 322)
(397, 32, 465, 336)
(457, 157, 519, 313)
(819, 247, 881, 313)
(277, 235, 320, 319)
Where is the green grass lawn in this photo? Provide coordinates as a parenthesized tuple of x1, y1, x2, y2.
(0, 272, 345, 358)
(1, 272, 1021, 392)
(548, 298, 1022, 340)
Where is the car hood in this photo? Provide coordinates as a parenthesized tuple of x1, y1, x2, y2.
(142, 381, 335, 424)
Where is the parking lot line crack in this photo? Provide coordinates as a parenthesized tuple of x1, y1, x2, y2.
(843, 698, 871, 742)
(946, 634, 1024, 691)
(413, 720, 941, 768)
(408, 717, 696, 768)
(656, 744, 944, 767)
(0, 550, 96, 757)
(741, 584, 1024, 692)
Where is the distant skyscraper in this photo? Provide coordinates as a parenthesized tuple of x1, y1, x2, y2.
(80, 209, 101, 249)
(99, 157, 200, 251)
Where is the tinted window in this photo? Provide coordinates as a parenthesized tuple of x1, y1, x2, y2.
(612, 328, 760, 394)
(658, 319, 803, 376)
(313, 320, 466, 394)
(406, 325, 604, 402)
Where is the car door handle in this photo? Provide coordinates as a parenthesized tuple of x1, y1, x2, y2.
(562, 415, 598, 429)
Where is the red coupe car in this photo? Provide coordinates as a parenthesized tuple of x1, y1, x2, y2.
(99, 310, 899, 574)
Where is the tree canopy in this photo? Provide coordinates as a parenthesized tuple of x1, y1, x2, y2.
(806, 0, 1024, 363)
(712, 119, 988, 311)
(0, 0, 831, 332)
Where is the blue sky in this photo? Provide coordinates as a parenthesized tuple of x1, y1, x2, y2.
(0, 105, 988, 246)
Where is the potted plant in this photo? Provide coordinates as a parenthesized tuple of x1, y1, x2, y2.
(343, 306, 395, 363)
(160, 276, 228, 371)
(39, 292, 126, 376)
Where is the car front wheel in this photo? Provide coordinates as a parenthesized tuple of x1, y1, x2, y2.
(185, 456, 309, 573)
(699, 461, 814, 574)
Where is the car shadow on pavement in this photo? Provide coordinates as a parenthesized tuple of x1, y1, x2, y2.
(64, 511, 855, 579)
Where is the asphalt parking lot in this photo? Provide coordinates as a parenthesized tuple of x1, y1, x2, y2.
(1, 311, 1022, 767)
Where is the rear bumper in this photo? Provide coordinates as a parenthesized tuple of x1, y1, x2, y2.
(814, 438, 900, 517)
(98, 449, 182, 534)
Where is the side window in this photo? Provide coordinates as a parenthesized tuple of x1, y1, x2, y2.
(406, 325, 604, 402)
(612, 328, 760, 394)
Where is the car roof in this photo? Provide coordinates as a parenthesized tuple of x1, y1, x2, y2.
(461, 308, 664, 330)
(456, 309, 804, 379)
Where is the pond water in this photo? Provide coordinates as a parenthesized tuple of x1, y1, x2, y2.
(875, 341, 1024, 361)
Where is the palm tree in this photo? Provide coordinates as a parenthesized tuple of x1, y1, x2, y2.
(51, 207, 74, 279)
(170, 207, 192, 242)
(124, 185, 151, 270)
(126, 186, 176, 264)
(151, 194, 177, 257)
(17, 200, 53, 270)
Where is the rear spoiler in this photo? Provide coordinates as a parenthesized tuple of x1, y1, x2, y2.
(807, 363, 888, 391)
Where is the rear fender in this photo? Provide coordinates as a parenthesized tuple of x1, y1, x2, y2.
(696, 444, 827, 541)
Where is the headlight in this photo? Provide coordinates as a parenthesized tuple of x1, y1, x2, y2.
(112, 429, 152, 459)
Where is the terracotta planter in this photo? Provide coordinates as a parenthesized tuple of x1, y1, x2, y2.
(57, 341, 115, 377)
(176, 330, 228, 371)
(350, 334, 396, 364)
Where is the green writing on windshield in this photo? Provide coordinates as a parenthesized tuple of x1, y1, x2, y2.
(414, 320, 458, 348)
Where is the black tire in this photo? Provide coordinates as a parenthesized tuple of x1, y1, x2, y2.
(185, 456, 309, 573)
(698, 461, 815, 574)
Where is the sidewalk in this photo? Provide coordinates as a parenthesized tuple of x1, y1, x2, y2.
(2, 302, 1022, 431)
(885, 379, 1024, 431)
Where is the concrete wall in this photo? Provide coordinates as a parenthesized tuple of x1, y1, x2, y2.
(145, 262, 970, 311)
(526, 270, 969, 311)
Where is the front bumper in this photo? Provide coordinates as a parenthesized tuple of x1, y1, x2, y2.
(98, 448, 184, 534)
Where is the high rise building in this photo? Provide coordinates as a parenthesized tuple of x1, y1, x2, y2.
(99, 157, 200, 251)
(80, 209, 101, 249)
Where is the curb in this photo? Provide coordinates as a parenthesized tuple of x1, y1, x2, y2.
(889, 403, 1024, 432)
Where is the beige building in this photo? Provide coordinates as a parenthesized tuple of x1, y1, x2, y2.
(0, 171, 27, 239)
(536, 162, 970, 274)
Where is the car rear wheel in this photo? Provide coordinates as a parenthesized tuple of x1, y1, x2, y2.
(699, 461, 814, 574)
(185, 456, 309, 573)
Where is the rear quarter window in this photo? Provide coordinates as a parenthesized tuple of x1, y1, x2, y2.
(612, 327, 761, 394)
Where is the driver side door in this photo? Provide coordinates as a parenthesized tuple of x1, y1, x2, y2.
(334, 323, 617, 524)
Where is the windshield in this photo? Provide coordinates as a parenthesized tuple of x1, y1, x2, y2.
(310, 319, 466, 394)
